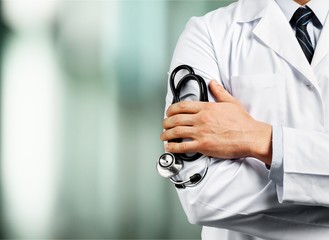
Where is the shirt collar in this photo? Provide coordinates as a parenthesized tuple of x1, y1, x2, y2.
(275, 0, 329, 26)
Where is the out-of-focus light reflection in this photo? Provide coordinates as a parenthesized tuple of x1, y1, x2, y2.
(1, 0, 61, 238)
(2, 35, 62, 238)
(3, 0, 58, 32)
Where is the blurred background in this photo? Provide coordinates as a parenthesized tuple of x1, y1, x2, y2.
(0, 0, 234, 239)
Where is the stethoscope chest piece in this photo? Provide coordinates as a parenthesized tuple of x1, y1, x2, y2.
(157, 152, 183, 178)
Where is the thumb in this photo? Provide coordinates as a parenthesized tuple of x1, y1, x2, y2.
(209, 80, 236, 103)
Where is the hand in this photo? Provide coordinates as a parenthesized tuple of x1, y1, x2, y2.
(160, 80, 273, 165)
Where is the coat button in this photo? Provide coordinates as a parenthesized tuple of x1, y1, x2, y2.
(306, 83, 313, 89)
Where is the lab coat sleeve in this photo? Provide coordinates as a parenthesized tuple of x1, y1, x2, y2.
(164, 16, 329, 238)
(276, 127, 329, 206)
(269, 126, 284, 186)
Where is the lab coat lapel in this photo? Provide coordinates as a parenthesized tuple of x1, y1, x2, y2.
(312, 15, 329, 68)
(247, 1, 317, 86)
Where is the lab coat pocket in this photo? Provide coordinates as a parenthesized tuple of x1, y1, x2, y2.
(231, 74, 285, 125)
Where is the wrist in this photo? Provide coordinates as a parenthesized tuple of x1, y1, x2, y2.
(248, 121, 273, 165)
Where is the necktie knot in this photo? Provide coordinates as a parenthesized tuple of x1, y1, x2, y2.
(290, 6, 314, 28)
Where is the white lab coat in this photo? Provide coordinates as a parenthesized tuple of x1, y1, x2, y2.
(165, 0, 329, 239)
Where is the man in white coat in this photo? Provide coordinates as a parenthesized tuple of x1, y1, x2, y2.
(160, 0, 329, 239)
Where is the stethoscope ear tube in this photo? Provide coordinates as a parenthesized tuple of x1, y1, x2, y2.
(157, 64, 210, 188)
(168, 65, 209, 162)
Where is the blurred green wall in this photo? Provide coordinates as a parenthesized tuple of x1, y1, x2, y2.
(0, 0, 10, 236)
(0, 1, 4, 236)
(0, 1, 234, 239)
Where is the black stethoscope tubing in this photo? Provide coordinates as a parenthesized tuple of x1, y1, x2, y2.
(169, 65, 209, 162)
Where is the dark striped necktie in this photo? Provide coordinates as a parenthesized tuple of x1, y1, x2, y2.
(290, 6, 315, 63)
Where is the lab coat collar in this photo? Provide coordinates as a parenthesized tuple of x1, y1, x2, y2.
(237, 0, 329, 27)
(236, 0, 319, 88)
(312, 14, 329, 68)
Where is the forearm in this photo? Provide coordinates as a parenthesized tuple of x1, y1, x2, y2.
(247, 120, 273, 166)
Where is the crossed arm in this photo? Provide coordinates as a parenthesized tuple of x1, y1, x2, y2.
(160, 80, 273, 166)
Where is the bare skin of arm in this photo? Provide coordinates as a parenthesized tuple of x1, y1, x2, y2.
(160, 80, 273, 166)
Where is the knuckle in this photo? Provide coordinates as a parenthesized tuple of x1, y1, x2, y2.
(200, 132, 213, 145)
(160, 131, 167, 141)
(180, 142, 189, 152)
(167, 143, 175, 152)
(199, 113, 211, 124)
(165, 143, 172, 152)
(201, 138, 211, 149)
(172, 116, 180, 126)
(166, 105, 175, 117)
(198, 137, 207, 147)
(172, 127, 180, 136)
(179, 101, 188, 111)
(219, 86, 226, 93)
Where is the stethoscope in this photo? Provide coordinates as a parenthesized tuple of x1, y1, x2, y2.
(157, 65, 211, 189)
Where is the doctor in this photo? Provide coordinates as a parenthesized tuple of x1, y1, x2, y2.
(160, 0, 329, 239)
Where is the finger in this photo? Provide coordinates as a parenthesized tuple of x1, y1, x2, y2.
(162, 114, 194, 130)
(165, 141, 199, 154)
(166, 101, 202, 117)
(209, 80, 236, 103)
(160, 126, 195, 141)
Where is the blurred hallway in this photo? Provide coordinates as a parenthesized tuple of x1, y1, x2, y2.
(0, 1, 234, 239)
